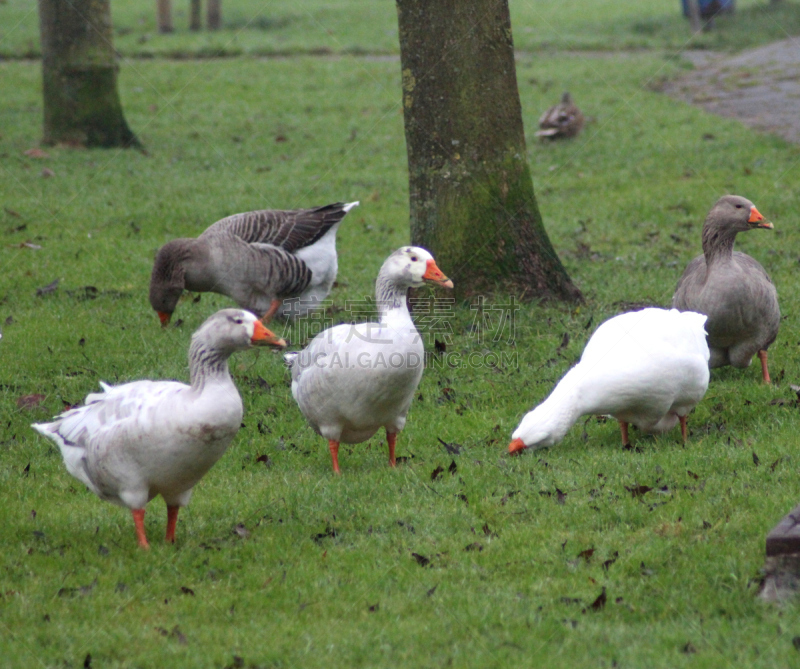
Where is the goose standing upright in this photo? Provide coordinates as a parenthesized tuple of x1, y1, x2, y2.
(149, 201, 358, 326)
(285, 247, 453, 474)
(672, 195, 779, 382)
(509, 308, 710, 453)
(32, 310, 286, 548)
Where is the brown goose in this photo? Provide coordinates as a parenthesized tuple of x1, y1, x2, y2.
(535, 92, 584, 139)
(149, 201, 358, 325)
(672, 195, 779, 383)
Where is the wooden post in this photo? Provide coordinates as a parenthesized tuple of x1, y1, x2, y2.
(190, 0, 202, 31)
(157, 0, 173, 33)
(760, 502, 800, 602)
(207, 0, 221, 30)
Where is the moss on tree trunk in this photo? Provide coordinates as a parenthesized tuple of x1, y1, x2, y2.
(396, 0, 581, 302)
(38, 0, 139, 148)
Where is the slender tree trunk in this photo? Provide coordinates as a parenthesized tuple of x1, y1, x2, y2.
(157, 0, 173, 33)
(395, 0, 581, 302)
(38, 0, 139, 148)
(207, 0, 221, 30)
(189, 0, 202, 31)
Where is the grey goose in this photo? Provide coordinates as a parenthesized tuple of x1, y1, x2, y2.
(672, 195, 779, 383)
(150, 201, 358, 325)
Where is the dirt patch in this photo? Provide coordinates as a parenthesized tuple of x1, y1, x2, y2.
(662, 38, 800, 144)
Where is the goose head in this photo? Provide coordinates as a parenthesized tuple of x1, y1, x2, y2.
(508, 403, 571, 454)
(150, 239, 194, 327)
(379, 246, 454, 289)
(194, 309, 286, 352)
(706, 195, 772, 234)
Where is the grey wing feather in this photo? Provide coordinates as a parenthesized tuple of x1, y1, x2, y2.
(202, 202, 355, 253)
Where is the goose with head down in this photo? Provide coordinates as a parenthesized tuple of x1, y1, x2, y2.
(149, 201, 359, 326)
(285, 246, 453, 474)
(672, 195, 779, 383)
(509, 308, 710, 454)
(32, 309, 286, 548)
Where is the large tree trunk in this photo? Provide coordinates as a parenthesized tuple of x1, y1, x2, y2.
(157, 0, 174, 33)
(207, 0, 221, 30)
(396, 0, 581, 302)
(38, 0, 139, 148)
(189, 0, 202, 31)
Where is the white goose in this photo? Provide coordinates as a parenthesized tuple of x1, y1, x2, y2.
(509, 308, 710, 453)
(285, 246, 453, 474)
(32, 310, 286, 548)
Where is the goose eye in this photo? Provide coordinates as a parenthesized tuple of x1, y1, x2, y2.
(234, 317, 243, 325)
(735, 204, 743, 209)
(410, 255, 418, 262)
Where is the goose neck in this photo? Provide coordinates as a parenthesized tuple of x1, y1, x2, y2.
(539, 371, 586, 438)
(375, 274, 412, 324)
(701, 223, 737, 267)
(188, 338, 233, 390)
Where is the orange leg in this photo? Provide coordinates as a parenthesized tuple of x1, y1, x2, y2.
(618, 420, 629, 446)
(165, 505, 180, 543)
(329, 439, 341, 475)
(387, 431, 397, 468)
(262, 298, 282, 324)
(679, 415, 688, 443)
(758, 350, 770, 384)
(132, 508, 150, 549)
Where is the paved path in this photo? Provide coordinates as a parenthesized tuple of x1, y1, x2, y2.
(663, 38, 800, 144)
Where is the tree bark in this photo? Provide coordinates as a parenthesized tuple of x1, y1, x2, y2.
(157, 0, 173, 33)
(189, 0, 202, 31)
(395, 0, 581, 302)
(207, 0, 221, 30)
(38, 0, 139, 148)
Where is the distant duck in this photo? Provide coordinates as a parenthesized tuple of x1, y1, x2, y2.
(33, 310, 286, 548)
(672, 195, 779, 383)
(535, 92, 584, 139)
(149, 201, 359, 326)
(509, 308, 710, 453)
(285, 246, 453, 474)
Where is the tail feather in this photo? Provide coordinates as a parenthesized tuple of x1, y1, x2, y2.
(31, 421, 96, 492)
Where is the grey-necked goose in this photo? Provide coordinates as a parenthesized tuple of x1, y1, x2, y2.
(672, 195, 779, 383)
(509, 308, 710, 453)
(33, 310, 286, 548)
(535, 92, 584, 139)
(150, 201, 358, 326)
(285, 246, 453, 474)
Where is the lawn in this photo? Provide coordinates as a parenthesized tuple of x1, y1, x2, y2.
(3, 0, 800, 58)
(3, 10, 800, 669)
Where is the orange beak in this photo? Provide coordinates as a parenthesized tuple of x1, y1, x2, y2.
(508, 438, 526, 454)
(251, 320, 286, 348)
(157, 311, 171, 327)
(422, 259, 454, 288)
(749, 206, 773, 229)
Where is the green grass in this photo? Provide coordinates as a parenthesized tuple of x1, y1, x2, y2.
(3, 46, 800, 668)
(3, 0, 800, 58)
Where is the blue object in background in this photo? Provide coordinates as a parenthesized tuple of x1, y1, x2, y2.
(681, 0, 735, 18)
